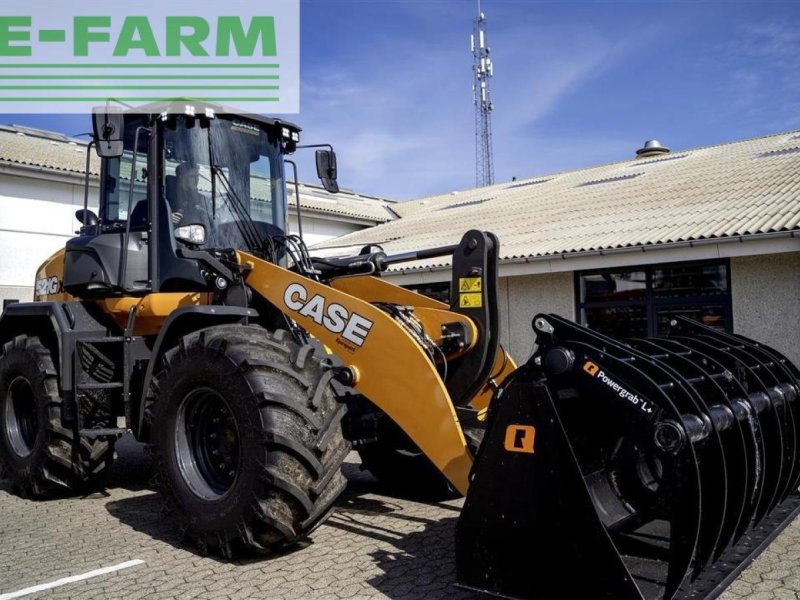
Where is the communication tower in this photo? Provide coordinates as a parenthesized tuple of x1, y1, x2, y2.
(471, 4, 495, 187)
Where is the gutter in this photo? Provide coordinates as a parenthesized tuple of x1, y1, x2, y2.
(0, 161, 99, 184)
(386, 230, 800, 276)
(505, 230, 800, 264)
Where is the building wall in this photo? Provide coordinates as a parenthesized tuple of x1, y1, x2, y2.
(731, 252, 800, 365)
(497, 254, 800, 365)
(0, 171, 93, 304)
(502, 272, 575, 362)
(0, 169, 373, 303)
(287, 214, 365, 247)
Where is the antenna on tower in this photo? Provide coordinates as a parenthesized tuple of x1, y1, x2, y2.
(471, 1, 494, 187)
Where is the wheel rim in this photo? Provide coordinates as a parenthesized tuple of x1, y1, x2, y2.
(175, 388, 241, 500)
(4, 376, 38, 458)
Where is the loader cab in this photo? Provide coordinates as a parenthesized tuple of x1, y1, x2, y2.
(63, 102, 298, 298)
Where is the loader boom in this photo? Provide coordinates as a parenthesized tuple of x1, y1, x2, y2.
(240, 250, 475, 493)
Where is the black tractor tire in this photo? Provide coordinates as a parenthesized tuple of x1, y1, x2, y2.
(0, 334, 116, 497)
(148, 325, 349, 558)
(358, 415, 457, 500)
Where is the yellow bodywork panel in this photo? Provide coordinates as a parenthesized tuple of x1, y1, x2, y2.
(34, 247, 212, 336)
(411, 307, 478, 355)
(468, 346, 518, 411)
(100, 293, 213, 336)
(240, 252, 473, 495)
(332, 275, 448, 310)
(34, 248, 71, 303)
(333, 276, 478, 356)
(332, 273, 515, 410)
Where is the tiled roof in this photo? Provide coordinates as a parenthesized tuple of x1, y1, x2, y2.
(315, 130, 800, 268)
(0, 125, 98, 175)
(288, 184, 397, 223)
(0, 125, 395, 223)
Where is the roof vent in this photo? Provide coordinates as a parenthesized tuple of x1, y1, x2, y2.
(636, 139, 670, 158)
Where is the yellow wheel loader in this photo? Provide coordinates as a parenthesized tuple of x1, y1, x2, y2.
(0, 102, 798, 599)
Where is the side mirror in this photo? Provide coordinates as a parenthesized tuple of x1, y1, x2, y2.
(316, 149, 339, 194)
(75, 209, 99, 227)
(92, 106, 124, 158)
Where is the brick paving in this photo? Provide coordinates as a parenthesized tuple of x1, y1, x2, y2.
(1, 436, 799, 600)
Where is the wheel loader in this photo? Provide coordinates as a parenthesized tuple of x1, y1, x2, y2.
(0, 101, 798, 600)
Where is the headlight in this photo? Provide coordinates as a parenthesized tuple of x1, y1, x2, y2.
(174, 224, 206, 245)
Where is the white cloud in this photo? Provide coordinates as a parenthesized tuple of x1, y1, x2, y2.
(293, 11, 645, 199)
(711, 21, 800, 131)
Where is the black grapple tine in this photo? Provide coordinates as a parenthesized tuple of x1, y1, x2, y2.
(629, 337, 750, 559)
(635, 336, 764, 544)
(532, 314, 711, 597)
(457, 314, 800, 600)
(565, 341, 701, 599)
(695, 333, 799, 507)
(696, 323, 800, 497)
(671, 335, 785, 523)
(674, 317, 800, 500)
(455, 363, 649, 600)
(539, 317, 729, 580)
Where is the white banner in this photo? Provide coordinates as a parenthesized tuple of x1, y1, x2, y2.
(0, 0, 300, 114)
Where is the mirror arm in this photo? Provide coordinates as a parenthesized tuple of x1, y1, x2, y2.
(295, 144, 335, 152)
(284, 160, 303, 242)
(120, 126, 151, 292)
(82, 140, 97, 228)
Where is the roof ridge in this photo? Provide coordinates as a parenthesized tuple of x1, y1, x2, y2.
(403, 127, 800, 204)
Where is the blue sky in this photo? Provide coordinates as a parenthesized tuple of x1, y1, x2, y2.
(4, 0, 799, 200)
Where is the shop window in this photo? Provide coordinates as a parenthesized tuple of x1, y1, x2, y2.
(576, 260, 731, 338)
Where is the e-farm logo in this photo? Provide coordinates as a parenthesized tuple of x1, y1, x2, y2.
(0, 0, 299, 114)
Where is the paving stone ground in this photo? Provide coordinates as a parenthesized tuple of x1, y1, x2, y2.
(1, 436, 799, 600)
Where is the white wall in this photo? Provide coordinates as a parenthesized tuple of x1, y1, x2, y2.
(287, 214, 365, 247)
(504, 272, 575, 361)
(0, 167, 373, 303)
(731, 252, 800, 365)
(0, 171, 96, 303)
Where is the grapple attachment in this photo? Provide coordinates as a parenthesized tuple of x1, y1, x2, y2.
(456, 314, 800, 600)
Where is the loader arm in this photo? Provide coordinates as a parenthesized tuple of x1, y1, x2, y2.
(331, 274, 517, 412)
(239, 251, 474, 494)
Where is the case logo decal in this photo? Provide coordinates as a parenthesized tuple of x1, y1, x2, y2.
(284, 282, 374, 348)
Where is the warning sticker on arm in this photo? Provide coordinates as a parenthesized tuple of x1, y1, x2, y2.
(459, 292, 483, 308)
(459, 277, 483, 292)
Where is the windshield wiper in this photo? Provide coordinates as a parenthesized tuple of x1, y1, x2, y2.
(210, 164, 269, 255)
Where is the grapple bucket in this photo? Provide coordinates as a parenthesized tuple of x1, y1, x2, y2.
(456, 314, 800, 600)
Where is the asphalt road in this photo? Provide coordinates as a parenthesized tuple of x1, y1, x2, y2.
(1, 436, 800, 600)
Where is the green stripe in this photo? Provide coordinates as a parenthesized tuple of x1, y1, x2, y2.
(0, 64, 279, 69)
(0, 85, 280, 90)
(0, 74, 280, 80)
(38, 30, 66, 42)
(0, 97, 280, 101)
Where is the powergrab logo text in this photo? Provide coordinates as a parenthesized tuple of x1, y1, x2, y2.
(583, 361, 654, 414)
(0, 0, 299, 114)
(283, 283, 374, 350)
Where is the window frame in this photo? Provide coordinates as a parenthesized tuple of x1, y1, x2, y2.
(574, 258, 733, 337)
